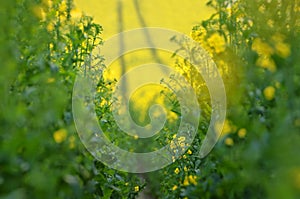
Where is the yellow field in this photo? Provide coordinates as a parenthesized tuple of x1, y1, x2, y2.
(74, 0, 213, 38)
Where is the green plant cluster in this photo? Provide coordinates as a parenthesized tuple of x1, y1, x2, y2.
(0, 0, 143, 198)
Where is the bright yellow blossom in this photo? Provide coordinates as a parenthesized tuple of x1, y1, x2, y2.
(225, 138, 234, 146)
(47, 23, 55, 32)
(174, 168, 180, 174)
(275, 42, 291, 58)
(252, 38, 274, 56)
(172, 185, 178, 191)
(59, 1, 67, 13)
(187, 149, 192, 155)
(256, 56, 276, 72)
(263, 86, 275, 101)
(190, 27, 207, 43)
(134, 186, 139, 192)
(188, 175, 197, 185)
(238, 128, 247, 138)
(172, 156, 176, 162)
(53, 129, 67, 143)
(215, 119, 236, 137)
(183, 176, 189, 186)
(207, 33, 226, 54)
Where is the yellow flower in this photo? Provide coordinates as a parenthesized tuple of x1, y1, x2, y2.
(134, 186, 139, 192)
(133, 135, 139, 140)
(49, 43, 54, 50)
(225, 138, 234, 146)
(252, 38, 274, 56)
(184, 166, 188, 172)
(256, 56, 276, 72)
(172, 156, 176, 162)
(125, 182, 129, 186)
(271, 33, 290, 58)
(263, 86, 275, 101)
(32, 6, 46, 21)
(178, 136, 186, 143)
(207, 33, 226, 54)
(53, 129, 67, 143)
(187, 149, 192, 155)
(183, 176, 189, 186)
(59, 1, 67, 13)
(238, 128, 247, 138)
(172, 185, 178, 191)
(174, 168, 180, 174)
(222, 120, 232, 136)
(216, 119, 236, 137)
(275, 42, 291, 58)
(47, 23, 55, 32)
(275, 81, 281, 88)
(267, 19, 274, 28)
(170, 140, 176, 149)
(188, 175, 197, 185)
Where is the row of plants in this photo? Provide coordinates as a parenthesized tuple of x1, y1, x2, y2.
(1, 0, 144, 198)
(143, 0, 300, 198)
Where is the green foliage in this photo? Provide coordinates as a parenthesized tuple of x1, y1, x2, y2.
(0, 0, 142, 198)
(144, 0, 300, 198)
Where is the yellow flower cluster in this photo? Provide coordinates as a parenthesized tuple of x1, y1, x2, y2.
(252, 38, 276, 72)
(191, 28, 226, 55)
(207, 33, 226, 54)
(190, 27, 207, 43)
(183, 175, 197, 186)
(252, 34, 291, 72)
(170, 136, 186, 151)
(272, 34, 291, 58)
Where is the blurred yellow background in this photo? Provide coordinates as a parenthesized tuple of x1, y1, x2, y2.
(74, 0, 213, 124)
(74, 0, 213, 39)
